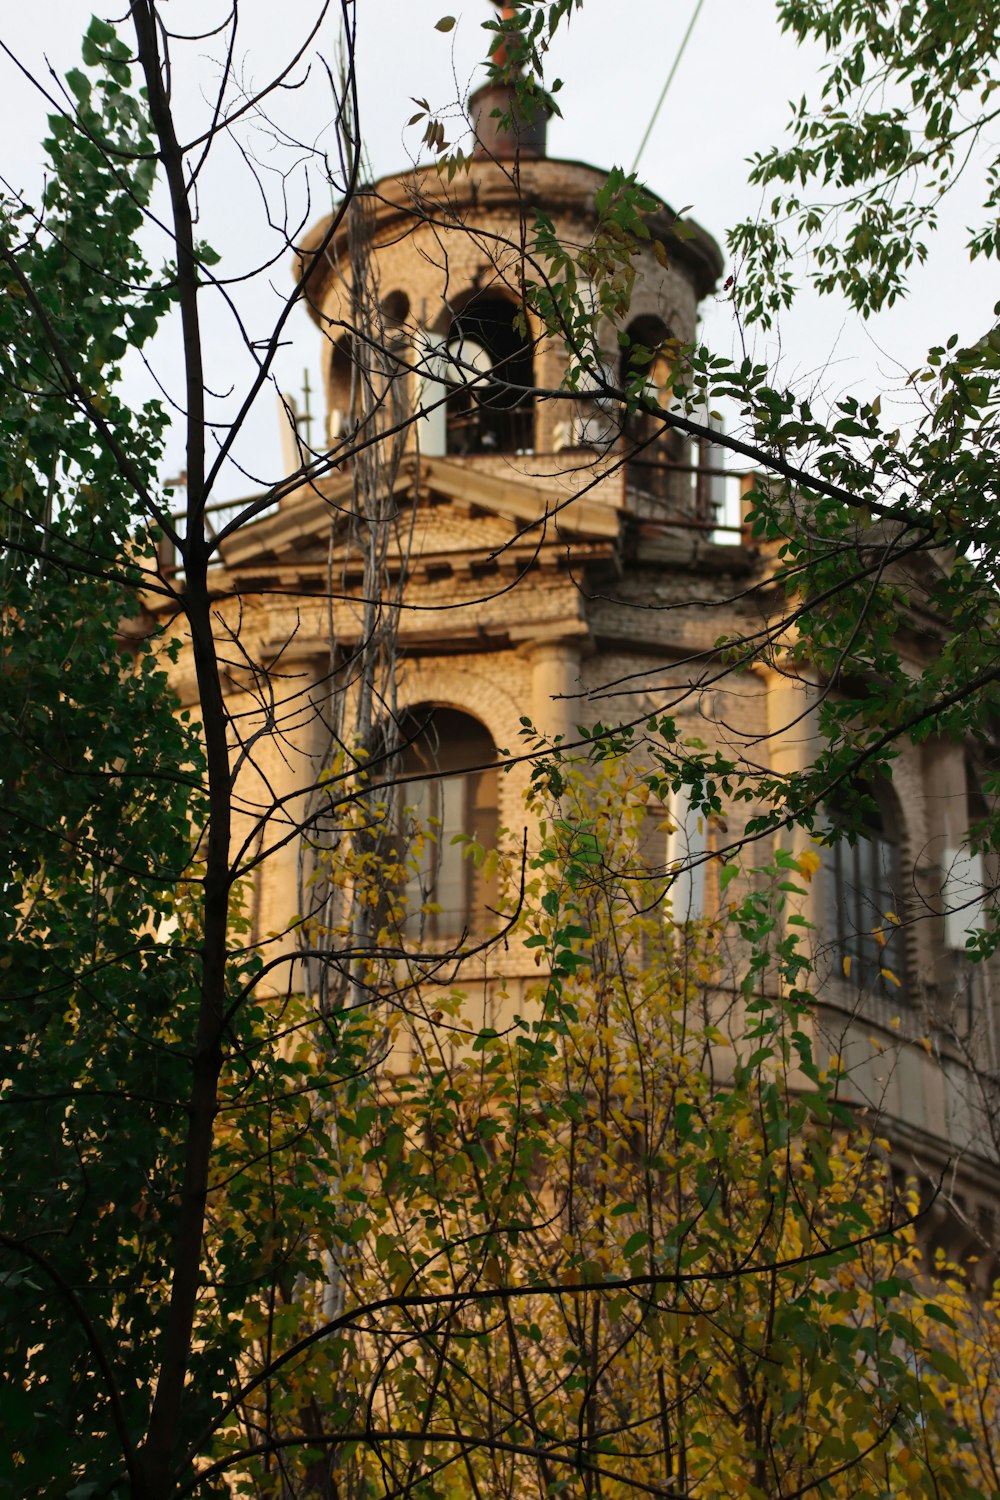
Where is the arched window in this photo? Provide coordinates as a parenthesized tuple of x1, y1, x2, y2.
(825, 782, 907, 998)
(943, 760, 990, 953)
(665, 784, 709, 923)
(444, 294, 534, 455)
(619, 314, 684, 505)
(619, 314, 672, 394)
(329, 334, 355, 436)
(381, 288, 411, 327)
(329, 325, 408, 445)
(397, 708, 499, 940)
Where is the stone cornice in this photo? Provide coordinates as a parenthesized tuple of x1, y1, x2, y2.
(297, 156, 723, 316)
(217, 454, 622, 577)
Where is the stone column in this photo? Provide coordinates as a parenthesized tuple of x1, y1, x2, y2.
(234, 642, 329, 997)
(760, 658, 822, 784)
(526, 634, 584, 746)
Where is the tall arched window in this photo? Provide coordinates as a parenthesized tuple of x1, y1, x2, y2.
(326, 334, 359, 449)
(619, 313, 672, 393)
(397, 708, 499, 940)
(619, 314, 683, 505)
(943, 760, 990, 954)
(825, 782, 907, 998)
(444, 294, 534, 455)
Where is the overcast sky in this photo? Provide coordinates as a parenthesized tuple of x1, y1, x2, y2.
(3, 2, 996, 501)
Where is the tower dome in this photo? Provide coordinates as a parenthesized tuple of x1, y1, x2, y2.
(297, 70, 722, 522)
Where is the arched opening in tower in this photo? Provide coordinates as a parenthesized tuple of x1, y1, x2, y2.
(444, 293, 535, 456)
(619, 313, 685, 507)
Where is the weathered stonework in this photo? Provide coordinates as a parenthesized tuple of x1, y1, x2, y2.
(157, 127, 1000, 1247)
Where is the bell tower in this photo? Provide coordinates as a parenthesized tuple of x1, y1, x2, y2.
(298, 30, 724, 529)
(191, 15, 1000, 1241)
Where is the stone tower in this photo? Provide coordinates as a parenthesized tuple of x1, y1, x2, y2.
(196, 49, 1000, 1254)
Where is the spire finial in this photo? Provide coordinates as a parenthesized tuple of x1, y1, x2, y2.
(471, 0, 548, 161)
(488, 1, 518, 72)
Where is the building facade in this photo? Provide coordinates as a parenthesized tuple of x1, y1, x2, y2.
(160, 77, 1000, 1261)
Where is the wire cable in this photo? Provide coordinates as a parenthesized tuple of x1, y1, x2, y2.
(631, 0, 707, 174)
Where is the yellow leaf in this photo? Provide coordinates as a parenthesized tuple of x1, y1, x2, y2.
(842, 955, 852, 979)
(483, 1254, 503, 1286)
(799, 849, 821, 882)
(880, 968, 901, 988)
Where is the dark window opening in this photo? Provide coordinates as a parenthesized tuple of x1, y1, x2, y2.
(397, 708, 499, 941)
(967, 758, 991, 834)
(619, 314, 688, 509)
(825, 782, 907, 1000)
(445, 295, 534, 456)
(382, 289, 411, 327)
(329, 330, 407, 439)
(619, 314, 672, 392)
(329, 334, 355, 422)
(949, 760, 992, 1030)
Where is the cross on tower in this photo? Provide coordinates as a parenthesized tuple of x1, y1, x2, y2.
(299, 368, 314, 450)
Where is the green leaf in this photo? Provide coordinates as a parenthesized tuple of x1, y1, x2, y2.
(65, 69, 91, 103)
(86, 15, 116, 45)
(925, 1346, 969, 1386)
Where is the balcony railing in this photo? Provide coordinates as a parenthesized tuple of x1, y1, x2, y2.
(446, 401, 534, 456)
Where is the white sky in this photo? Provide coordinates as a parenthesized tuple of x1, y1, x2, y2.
(3, 2, 997, 500)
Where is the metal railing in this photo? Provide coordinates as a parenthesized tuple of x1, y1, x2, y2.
(445, 401, 534, 456)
